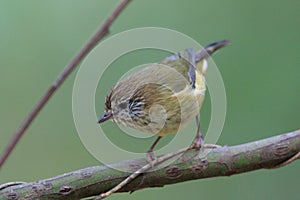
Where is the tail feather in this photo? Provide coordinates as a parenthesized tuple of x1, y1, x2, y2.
(196, 40, 230, 62)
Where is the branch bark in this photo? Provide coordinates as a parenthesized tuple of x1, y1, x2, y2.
(0, 130, 299, 200)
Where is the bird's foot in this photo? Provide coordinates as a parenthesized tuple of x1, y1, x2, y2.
(191, 137, 222, 150)
(146, 150, 157, 167)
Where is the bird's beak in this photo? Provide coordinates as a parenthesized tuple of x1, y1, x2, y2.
(98, 112, 112, 123)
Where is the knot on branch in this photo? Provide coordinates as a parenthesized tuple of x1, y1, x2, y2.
(59, 185, 73, 195)
(165, 166, 182, 179)
(5, 191, 17, 200)
(273, 143, 290, 157)
(189, 158, 209, 175)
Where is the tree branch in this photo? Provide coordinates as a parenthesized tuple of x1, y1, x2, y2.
(0, 130, 299, 200)
(0, 0, 132, 170)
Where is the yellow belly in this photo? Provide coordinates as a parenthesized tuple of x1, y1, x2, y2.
(156, 71, 206, 137)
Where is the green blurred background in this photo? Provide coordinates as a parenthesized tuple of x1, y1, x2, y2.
(0, 0, 299, 199)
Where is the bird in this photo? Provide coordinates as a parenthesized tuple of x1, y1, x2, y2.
(98, 40, 230, 160)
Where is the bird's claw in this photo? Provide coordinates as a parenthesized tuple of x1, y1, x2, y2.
(191, 137, 222, 150)
(146, 150, 157, 167)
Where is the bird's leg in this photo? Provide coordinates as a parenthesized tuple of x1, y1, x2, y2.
(146, 136, 162, 163)
(192, 114, 203, 149)
(191, 114, 221, 150)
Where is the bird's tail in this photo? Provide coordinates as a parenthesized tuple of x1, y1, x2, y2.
(196, 40, 230, 62)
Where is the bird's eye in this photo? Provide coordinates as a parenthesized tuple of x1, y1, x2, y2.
(118, 102, 127, 109)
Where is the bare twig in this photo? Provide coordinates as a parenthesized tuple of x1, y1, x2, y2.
(96, 146, 193, 200)
(267, 151, 300, 169)
(96, 143, 222, 200)
(0, 0, 132, 170)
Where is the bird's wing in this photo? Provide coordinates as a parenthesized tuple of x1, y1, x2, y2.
(159, 48, 197, 91)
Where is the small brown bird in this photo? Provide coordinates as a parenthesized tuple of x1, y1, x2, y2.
(98, 40, 229, 160)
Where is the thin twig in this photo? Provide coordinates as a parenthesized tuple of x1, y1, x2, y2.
(95, 143, 222, 199)
(0, 182, 26, 191)
(0, 0, 132, 170)
(95, 146, 193, 200)
(267, 151, 300, 169)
